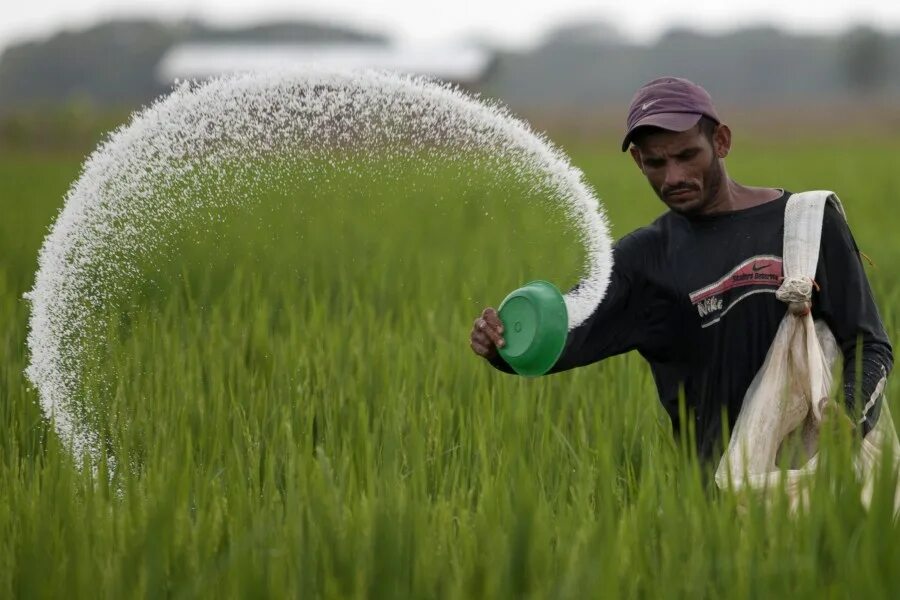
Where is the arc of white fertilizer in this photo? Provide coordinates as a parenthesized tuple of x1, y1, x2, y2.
(25, 70, 613, 465)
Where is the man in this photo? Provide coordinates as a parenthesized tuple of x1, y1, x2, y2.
(470, 76, 893, 459)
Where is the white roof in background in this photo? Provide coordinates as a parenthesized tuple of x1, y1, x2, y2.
(157, 43, 493, 84)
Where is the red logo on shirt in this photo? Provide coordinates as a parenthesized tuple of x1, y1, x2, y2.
(690, 255, 783, 327)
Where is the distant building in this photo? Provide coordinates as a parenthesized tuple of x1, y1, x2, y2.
(156, 43, 496, 88)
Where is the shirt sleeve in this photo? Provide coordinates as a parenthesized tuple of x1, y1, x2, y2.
(487, 228, 660, 375)
(812, 200, 893, 435)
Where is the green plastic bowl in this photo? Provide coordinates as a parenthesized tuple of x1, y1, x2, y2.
(497, 280, 568, 377)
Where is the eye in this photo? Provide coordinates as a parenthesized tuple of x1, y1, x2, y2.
(644, 158, 664, 169)
(677, 149, 700, 161)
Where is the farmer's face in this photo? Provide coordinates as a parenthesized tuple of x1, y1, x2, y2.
(629, 124, 729, 215)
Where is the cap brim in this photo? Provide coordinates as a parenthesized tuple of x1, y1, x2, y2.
(620, 112, 703, 151)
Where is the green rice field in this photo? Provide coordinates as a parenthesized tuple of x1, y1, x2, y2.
(2, 131, 900, 597)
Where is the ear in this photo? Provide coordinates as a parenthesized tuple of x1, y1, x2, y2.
(713, 124, 732, 158)
(629, 146, 643, 170)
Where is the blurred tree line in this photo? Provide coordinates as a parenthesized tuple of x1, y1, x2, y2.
(0, 20, 386, 113)
(483, 23, 900, 109)
(0, 18, 897, 151)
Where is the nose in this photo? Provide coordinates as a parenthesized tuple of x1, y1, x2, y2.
(663, 163, 687, 189)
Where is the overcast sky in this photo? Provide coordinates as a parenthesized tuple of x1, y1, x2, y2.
(3, 0, 900, 52)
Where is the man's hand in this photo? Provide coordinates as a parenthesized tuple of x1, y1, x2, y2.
(470, 307, 505, 359)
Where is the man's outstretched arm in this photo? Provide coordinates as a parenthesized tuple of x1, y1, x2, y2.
(472, 231, 658, 375)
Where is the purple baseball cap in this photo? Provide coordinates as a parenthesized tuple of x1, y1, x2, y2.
(621, 76, 721, 151)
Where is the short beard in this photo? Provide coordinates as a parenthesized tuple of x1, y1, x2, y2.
(702, 155, 723, 209)
(656, 153, 724, 216)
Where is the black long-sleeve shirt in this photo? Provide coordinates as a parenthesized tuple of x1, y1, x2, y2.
(489, 190, 893, 459)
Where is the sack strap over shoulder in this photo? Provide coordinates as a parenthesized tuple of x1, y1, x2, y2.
(777, 191, 845, 315)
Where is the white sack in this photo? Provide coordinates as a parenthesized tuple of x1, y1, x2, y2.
(714, 191, 900, 515)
